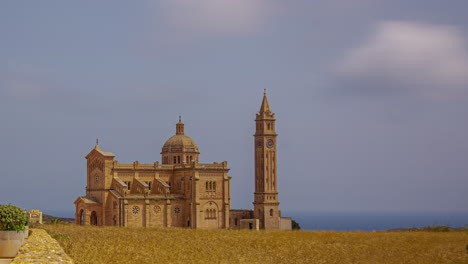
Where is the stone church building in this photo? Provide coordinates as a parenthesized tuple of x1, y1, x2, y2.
(75, 92, 291, 230)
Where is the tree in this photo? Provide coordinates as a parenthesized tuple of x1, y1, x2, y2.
(292, 219, 301, 230)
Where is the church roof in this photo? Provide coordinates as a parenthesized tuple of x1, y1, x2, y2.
(93, 145, 115, 157)
(74, 196, 101, 205)
(161, 134, 199, 154)
(161, 121, 200, 154)
(85, 145, 115, 159)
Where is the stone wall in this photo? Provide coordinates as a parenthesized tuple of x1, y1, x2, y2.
(280, 217, 292, 230)
(11, 229, 73, 264)
(240, 219, 259, 230)
(229, 210, 253, 229)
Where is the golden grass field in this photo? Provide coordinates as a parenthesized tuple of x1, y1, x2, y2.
(41, 225, 468, 264)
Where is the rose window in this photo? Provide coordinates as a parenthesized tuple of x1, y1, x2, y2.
(154, 206, 161, 214)
(132, 206, 140, 215)
(174, 207, 181, 214)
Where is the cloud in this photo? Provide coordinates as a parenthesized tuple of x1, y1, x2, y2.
(159, 0, 273, 34)
(0, 63, 77, 107)
(334, 21, 468, 98)
(0, 73, 53, 103)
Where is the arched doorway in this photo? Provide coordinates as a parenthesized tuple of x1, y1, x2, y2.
(90, 211, 98, 226)
(79, 210, 84, 225)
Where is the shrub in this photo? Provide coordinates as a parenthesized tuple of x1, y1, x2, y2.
(0, 204, 29, 231)
(48, 219, 67, 225)
(292, 219, 301, 230)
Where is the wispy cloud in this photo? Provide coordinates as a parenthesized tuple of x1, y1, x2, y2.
(0, 72, 54, 103)
(0, 62, 77, 107)
(334, 21, 468, 99)
(159, 0, 273, 34)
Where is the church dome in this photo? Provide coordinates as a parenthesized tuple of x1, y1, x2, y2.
(161, 121, 200, 154)
(161, 134, 199, 153)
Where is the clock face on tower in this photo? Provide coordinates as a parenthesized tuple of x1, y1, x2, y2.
(267, 139, 274, 148)
(256, 139, 263, 147)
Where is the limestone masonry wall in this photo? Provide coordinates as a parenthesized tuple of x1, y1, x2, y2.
(11, 229, 73, 264)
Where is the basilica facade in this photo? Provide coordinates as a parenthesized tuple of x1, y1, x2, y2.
(74, 92, 290, 230)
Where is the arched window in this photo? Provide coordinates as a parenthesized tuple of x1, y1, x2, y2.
(148, 182, 152, 190)
(234, 218, 238, 225)
(173, 156, 177, 163)
(213, 182, 216, 192)
(79, 210, 84, 225)
(178, 156, 181, 163)
(270, 209, 274, 217)
(268, 123, 271, 130)
(90, 211, 98, 226)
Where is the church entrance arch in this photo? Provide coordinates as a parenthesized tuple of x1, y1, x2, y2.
(90, 211, 98, 226)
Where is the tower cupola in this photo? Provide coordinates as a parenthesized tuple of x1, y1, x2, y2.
(176, 116, 184, 135)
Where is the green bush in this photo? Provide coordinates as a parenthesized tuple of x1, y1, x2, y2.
(47, 219, 68, 225)
(292, 219, 301, 230)
(0, 204, 29, 231)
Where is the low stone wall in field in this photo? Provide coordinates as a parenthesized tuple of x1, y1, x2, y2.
(11, 229, 73, 264)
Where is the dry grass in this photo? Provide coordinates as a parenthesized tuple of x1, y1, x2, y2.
(41, 225, 468, 264)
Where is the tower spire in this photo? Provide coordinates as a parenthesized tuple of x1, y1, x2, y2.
(259, 89, 271, 114)
(254, 91, 279, 229)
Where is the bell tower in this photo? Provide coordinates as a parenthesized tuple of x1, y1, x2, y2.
(253, 90, 280, 229)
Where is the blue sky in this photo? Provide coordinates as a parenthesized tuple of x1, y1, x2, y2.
(1, 0, 468, 217)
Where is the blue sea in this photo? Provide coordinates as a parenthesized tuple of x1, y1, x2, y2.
(45, 210, 468, 231)
(284, 211, 468, 231)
